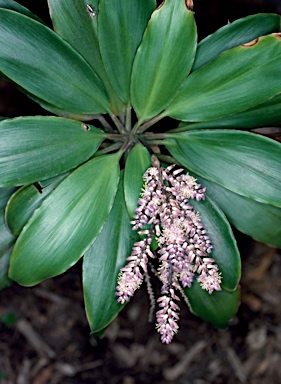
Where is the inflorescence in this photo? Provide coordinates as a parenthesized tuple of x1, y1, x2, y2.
(116, 157, 222, 344)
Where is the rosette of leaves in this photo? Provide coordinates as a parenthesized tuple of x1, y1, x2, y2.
(0, 0, 281, 337)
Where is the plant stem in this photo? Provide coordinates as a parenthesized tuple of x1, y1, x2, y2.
(110, 114, 126, 134)
(143, 132, 166, 140)
(95, 142, 122, 156)
(125, 106, 132, 132)
(156, 153, 180, 165)
(136, 113, 164, 134)
(95, 115, 114, 132)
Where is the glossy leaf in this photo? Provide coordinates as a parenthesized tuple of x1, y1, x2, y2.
(99, 0, 156, 104)
(124, 143, 151, 218)
(0, 116, 106, 187)
(83, 172, 138, 333)
(175, 94, 281, 131)
(193, 13, 281, 71)
(165, 34, 281, 122)
(9, 153, 121, 286)
(0, 0, 45, 23)
(184, 281, 240, 329)
(166, 130, 281, 208)
(0, 208, 16, 255)
(190, 196, 241, 291)
(0, 9, 109, 115)
(131, 0, 197, 122)
(6, 175, 67, 235)
(0, 187, 16, 210)
(47, 0, 124, 114)
(196, 176, 281, 248)
(0, 248, 13, 290)
(48, 0, 101, 71)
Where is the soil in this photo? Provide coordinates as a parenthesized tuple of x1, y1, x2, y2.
(1, 1, 281, 383)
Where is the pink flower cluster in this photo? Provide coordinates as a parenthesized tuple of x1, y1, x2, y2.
(116, 159, 221, 343)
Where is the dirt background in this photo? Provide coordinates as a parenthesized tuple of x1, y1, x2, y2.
(1, 1, 281, 383)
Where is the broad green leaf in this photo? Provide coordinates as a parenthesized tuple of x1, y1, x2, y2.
(0, 9, 109, 115)
(184, 281, 240, 329)
(0, 208, 16, 255)
(22, 91, 103, 121)
(175, 94, 281, 131)
(0, 0, 45, 23)
(47, 0, 101, 71)
(193, 13, 281, 71)
(196, 176, 281, 249)
(124, 143, 151, 218)
(9, 153, 121, 286)
(47, 0, 125, 114)
(0, 247, 13, 290)
(0, 187, 16, 210)
(165, 34, 281, 122)
(5, 175, 67, 235)
(166, 130, 281, 208)
(99, 0, 156, 104)
(0, 116, 106, 187)
(190, 196, 241, 291)
(131, 0, 197, 123)
(83, 172, 138, 333)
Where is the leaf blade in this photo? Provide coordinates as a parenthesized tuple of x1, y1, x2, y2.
(5, 175, 67, 235)
(0, 9, 109, 115)
(175, 93, 281, 131)
(184, 282, 240, 329)
(0, 116, 106, 186)
(165, 34, 281, 122)
(9, 154, 120, 286)
(99, 0, 156, 103)
(193, 13, 281, 71)
(124, 143, 151, 218)
(166, 130, 281, 208)
(196, 176, 281, 248)
(131, 0, 197, 122)
(190, 196, 241, 292)
(83, 172, 138, 333)
(47, 0, 125, 114)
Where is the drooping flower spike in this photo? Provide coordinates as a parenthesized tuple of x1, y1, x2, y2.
(116, 156, 222, 343)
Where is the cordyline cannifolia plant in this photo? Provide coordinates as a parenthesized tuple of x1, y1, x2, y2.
(0, 0, 281, 343)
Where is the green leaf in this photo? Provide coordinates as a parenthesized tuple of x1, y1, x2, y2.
(99, 0, 156, 104)
(0, 0, 45, 23)
(5, 175, 67, 235)
(184, 281, 240, 329)
(124, 143, 151, 218)
(47, 0, 125, 114)
(175, 93, 281, 132)
(193, 13, 281, 71)
(0, 9, 110, 115)
(9, 153, 121, 286)
(190, 196, 241, 291)
(0, 248, 13, 290)
(0, 187, 16, 210)
(165, 34, 281, 122)
(47, 0, 101, 71)
(196, 176, 281, 248)
(131, 0, 197, 123)
(0, 208, 16, 255)
(0, 116, 106, 187)
(166, 130, 281, 208)
(83, 172, 138, 333)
